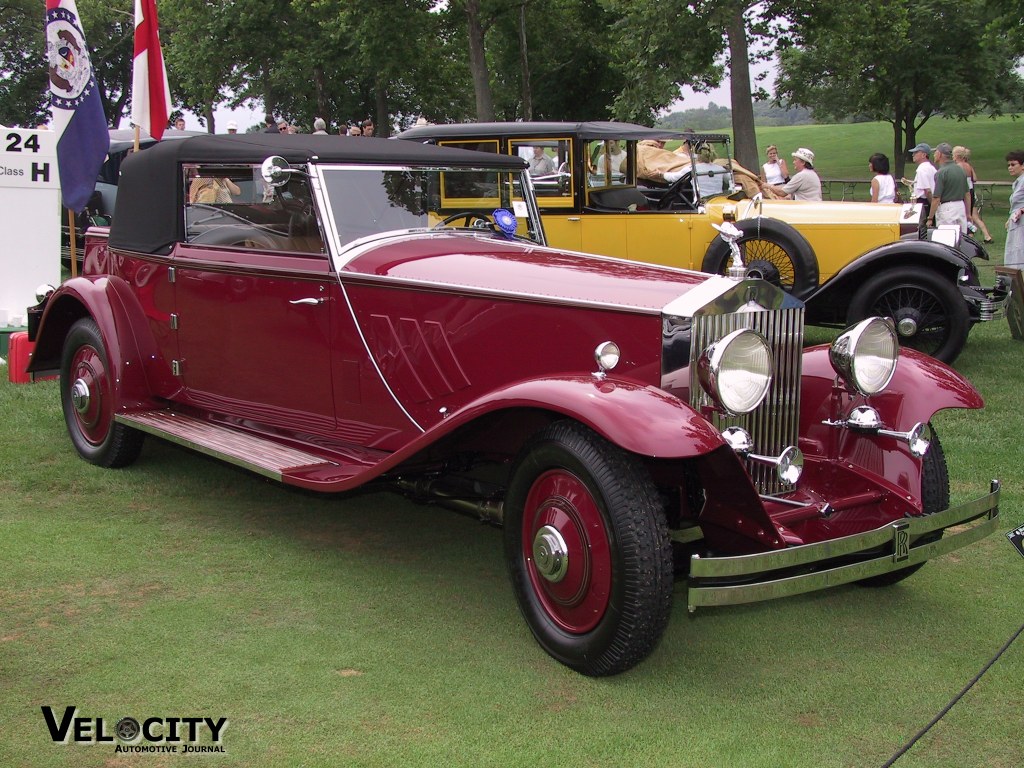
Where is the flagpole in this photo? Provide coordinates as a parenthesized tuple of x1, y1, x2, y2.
(68, 209, 78, 279)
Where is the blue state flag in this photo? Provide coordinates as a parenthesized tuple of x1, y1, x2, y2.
(46, 0, 109, 213)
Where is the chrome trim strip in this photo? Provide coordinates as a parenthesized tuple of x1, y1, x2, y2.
(338, 281, 425, 433)
(687, 483, 1000, 610)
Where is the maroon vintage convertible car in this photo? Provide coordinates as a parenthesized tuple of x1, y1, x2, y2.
(27, 135, 999, 676)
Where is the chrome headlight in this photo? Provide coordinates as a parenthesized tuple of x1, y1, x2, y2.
(698, 329, 773, 414)
(830, 317, 898, 395)
(594, 341, 620, 374)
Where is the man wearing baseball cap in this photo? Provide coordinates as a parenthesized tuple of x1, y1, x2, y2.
(762, 147, 821, 201)
(226, 121, 238, 134)
(927, 142, 970, 233)
(902, 142, 936, 205)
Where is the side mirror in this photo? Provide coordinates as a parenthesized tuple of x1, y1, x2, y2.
(261, 156, 291, 188)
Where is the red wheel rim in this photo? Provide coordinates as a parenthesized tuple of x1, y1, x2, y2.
(68, 344, 112, 446)
(522, 469, 612, 633)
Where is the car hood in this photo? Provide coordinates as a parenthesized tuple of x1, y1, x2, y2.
(711, 199, 922, 226)
(341, 232, 708, 313)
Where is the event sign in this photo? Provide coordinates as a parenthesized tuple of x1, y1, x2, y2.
(0, 128, 61, 327)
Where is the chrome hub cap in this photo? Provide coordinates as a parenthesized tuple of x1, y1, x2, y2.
(896, 315, 919, 336)
(532, 525, 569, 583)
(71, 378, 91, 414)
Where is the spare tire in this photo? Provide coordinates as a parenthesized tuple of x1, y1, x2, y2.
(701, 218, 819, 299)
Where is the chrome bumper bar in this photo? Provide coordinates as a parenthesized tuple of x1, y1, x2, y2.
(964, 277, 1011, 322)
(687, 480, 1000, 612)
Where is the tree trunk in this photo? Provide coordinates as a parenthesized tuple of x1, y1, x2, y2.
(726, 8, 757, 173)
(203, 102, 215, 134)
(466, 0, 494, 121)
(518, 1, 532, 121)
(314, 65, 329, 129)
(891, 113, 907, 181)
(375, 78, 389, 137)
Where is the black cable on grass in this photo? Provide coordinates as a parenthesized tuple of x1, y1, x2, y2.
(881, 620, 1024, 767)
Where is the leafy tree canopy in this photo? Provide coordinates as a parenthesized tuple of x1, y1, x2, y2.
(775, 0, 1024, 176)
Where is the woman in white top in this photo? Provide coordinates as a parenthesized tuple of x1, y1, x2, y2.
(760, 145, 788, 185)
(869, 153, 896, 203)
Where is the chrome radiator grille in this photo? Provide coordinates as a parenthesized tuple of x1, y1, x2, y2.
(689, 304, 804, 495)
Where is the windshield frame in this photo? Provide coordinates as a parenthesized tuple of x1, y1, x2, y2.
(310, 163, 547, 270)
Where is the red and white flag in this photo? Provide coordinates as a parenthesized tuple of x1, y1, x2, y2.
(131, 0, 172, 141)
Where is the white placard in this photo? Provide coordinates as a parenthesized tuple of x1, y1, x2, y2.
(0, 128, 58, 189)
(0, 128, 61, 327)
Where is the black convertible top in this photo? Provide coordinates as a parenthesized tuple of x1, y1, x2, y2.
(109, 134, 527, 254)
(397, 120, 730, 144)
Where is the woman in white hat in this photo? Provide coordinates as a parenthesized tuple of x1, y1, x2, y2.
(762, 147, 822, 201)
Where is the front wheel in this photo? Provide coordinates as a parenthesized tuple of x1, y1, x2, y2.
(503, 421, 673, 676)
(858, 427, 948, 587)
(701, 218, 819, 299)
(847, 268, 969, 364)
(60, 318, 144, 468)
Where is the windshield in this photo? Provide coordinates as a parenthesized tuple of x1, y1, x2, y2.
(318, 166, 545, 249)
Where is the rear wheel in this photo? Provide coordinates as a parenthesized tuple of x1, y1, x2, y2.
(60, 318, 144, 468)
(848, 268, 969, 364)
(702, 218, 819, 299)
(503, 421, 673, 676)
(858, 427, 948, 587)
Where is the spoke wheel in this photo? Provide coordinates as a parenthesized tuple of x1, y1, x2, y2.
(504, 421, 672, 676)
(702, 218, 818, 298)
(848, 268, 969, 363)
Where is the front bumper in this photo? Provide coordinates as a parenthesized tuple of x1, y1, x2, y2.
(962, 274, 1011, 322)
(687, 480, 1000, 611)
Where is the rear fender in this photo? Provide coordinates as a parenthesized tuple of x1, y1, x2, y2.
(28, 277, 169, 410)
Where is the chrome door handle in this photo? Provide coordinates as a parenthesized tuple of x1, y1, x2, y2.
(289, 298, 325, 305)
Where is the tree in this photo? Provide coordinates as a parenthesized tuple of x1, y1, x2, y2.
(0, 0, 135, 129)
(0, 0, 49, 127)
(600, 1, 796, 171)
(774, 0, 1024, 178)
(81, 0, 135, 128)
(482, 0, 626, 121)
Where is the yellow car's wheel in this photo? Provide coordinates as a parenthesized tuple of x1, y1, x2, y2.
(702, 218, 819, 299)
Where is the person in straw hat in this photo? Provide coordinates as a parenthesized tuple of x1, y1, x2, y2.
(761, 147, 821, 201)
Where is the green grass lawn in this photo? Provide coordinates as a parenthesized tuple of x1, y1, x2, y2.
(2, 319, 1023, 767)
(4, 116, 1024, 767)
(697, 114, 1023, 183)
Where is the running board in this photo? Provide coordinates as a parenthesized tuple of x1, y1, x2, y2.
(116, 410, 338, 481)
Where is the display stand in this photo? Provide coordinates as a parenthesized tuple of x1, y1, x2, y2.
(995, 267, 1024, 341)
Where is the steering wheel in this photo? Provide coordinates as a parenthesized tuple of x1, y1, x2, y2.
(288, 202, 316, 237)
(656, 171, 695, 210)
(433, 211, 495, 231)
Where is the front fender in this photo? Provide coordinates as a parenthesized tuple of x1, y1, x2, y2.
(796, 344, 983, 512)
(800, 344, 982, 433)
(28, 277, 169, 410)
(798, 346, 983, 430)
(804, 240, 974, 320)
(439, 375, 726, 460)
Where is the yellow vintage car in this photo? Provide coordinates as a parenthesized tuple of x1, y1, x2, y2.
(397, 121, 1008, 363)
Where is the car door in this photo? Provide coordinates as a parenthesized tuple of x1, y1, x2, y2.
(174, 165, 336, 433)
